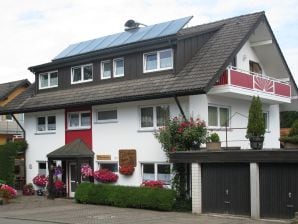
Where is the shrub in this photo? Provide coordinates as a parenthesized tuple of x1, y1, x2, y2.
(289, 120, 298, 137)
(154, 117, 207, 154)
(75, 183, 176, 211)
(93, 169, 118, 183)
(207, 133, 220, 143)
(280, 111, 298, 128)
(246, 96, 265, 138)
(0, 179, 6, 184)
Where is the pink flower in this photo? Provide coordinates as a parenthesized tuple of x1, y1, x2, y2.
(33, 175, 48, 187)
(93, 169, 118, 183)
(141, 180, 164, 189)
(0, 184, 17, 199)
(81, 164, 93, 177)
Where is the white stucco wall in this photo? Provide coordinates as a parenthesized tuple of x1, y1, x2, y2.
(24, 109, 65, 184)
(92, 97, 188, 186)
(206, 95, 280, 149)
(236, 41, 267, 75)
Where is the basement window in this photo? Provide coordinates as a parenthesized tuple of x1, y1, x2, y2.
(142, 163, 171, 185)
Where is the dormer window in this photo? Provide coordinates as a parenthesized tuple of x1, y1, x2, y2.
(113, 58, 124, 77)
(39, 71, 58, 89)
(101, 58, 125, 79)
(71, 64, 93, 84)
(143, 49, 173, 73)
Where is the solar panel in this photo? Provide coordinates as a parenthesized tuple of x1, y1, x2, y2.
(54, 16, 192, 60)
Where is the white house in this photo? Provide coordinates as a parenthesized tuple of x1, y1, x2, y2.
(1, 12, 297, 204)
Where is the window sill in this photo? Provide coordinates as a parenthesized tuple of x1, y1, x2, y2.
(138, 128, 157, 133)
(35, 131, 56, 135)
(39, 85, 58, 90)
(71, 80, 93, 85)
(94, 120, 118, 124)
(208, 127, 232, 131)
(143, 67, 173, 74)
(67, 127, 91, 131)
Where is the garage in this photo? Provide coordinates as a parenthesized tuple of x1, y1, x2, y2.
(202, 163, 250, 216)
(260, 163, 298, 219)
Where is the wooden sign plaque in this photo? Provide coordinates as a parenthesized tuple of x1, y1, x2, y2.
(119, 149, 137, 167)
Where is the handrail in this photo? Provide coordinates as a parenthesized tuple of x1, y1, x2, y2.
(228, 65, 290, 85)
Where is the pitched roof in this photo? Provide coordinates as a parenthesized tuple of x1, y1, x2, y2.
(47, 139, 94, 159)
(0, 12, 267, 114)
(0, 79, 30, 101)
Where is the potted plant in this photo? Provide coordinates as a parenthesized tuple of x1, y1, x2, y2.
(280, 120, 298, 149)
(32, 174, 48, 196)
(0, 184, 17, 204)
(206, 133, 221, 151)
(246, 96, 265, 150)
(22, 183, 35, 196)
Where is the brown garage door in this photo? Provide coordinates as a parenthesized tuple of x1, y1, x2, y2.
(260, 163, 298, 219)
(202, 163, 250, 216)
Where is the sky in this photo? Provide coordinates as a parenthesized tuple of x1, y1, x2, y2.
(0, 0, 297, 84)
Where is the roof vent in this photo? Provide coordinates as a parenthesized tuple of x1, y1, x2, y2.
(124, 20, 146, 31)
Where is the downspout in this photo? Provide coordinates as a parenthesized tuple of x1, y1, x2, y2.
(174, 96, 187, 121)
(11, 113, 27, 185)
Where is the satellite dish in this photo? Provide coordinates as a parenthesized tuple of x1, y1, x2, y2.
(124, 19, 146, 31)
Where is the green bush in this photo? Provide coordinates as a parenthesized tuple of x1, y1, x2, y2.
(280, 135, 298, 144)
(280, 111, 298, 128)
(0, 179, 6, 184)
(246, 96, 265, 138)
(289, 120, 298, 137)
(75, 183, 176, 211)
(0, 141, 28, 186)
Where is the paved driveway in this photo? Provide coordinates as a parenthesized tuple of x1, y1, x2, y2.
(0, 196, 291, 224)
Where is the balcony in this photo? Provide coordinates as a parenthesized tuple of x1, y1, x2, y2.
(209, 66, 291, 103)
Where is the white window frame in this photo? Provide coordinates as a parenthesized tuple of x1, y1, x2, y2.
(96, 109, 118, 124)
(36, 115, 56, 133)
(113, 58, 124, 78)
(97, 161, 119, 173)
(139, 105, 170, 130)
(141, 162, 172, 185)
(101, 60, 112, 80)
(39, 70, 58, 89)
(143, 49, 173, 73)
(71, 64, 93, 84)
(208, 104, 231, 128)
(67, 111, 91, 130)
(37, 161, 47, 176)
(263, 111, 269, 131)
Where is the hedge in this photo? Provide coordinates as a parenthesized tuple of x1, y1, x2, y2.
(280, 111, 298, 128)
(0, 141, 28, 186)
(75, 182, 176, 211)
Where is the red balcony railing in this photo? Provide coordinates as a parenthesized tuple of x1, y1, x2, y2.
(214, 66, 291, 98)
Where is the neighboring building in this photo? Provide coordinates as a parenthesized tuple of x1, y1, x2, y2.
(0, 79, 30, 144)
(1, 12, 297, 218)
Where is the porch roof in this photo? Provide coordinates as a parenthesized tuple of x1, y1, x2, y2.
(47, 139, 94, 159)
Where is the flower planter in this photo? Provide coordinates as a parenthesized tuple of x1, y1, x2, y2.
(206, 142, 221, 151)
(249, 136, 264, 150)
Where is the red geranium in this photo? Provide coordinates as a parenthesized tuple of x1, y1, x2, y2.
(119, 165, 135, 175)
(33, 175, 48, 187)
(93, 169, 118, 183)
(141, 180, 164, 189)
(0, 184, 17, 199)
(54, 180, 64, 190)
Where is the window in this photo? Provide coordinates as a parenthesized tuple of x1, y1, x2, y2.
(140, 105, 169, 129)
(249, 61, 262, 74)
(99, 162, 118, 172)
(142, 163, 171, 185)
(113, 58, 124, 77)
(68, 111, 91, 129)
(39, 71, 58, 89)
(143, 49, 173, 73)
(37, 115, 56, 132)
(38, 162, 47, 176)
(71, 64, 93, 84)
(101, 61, 111, 79)
(263, 112, 269, 131)
(97, 109, 117, 122)
(5, 114, 13, 121)
(208, 105, 230, 128)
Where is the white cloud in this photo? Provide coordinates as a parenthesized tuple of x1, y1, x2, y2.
(0, 0, 297, 85)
